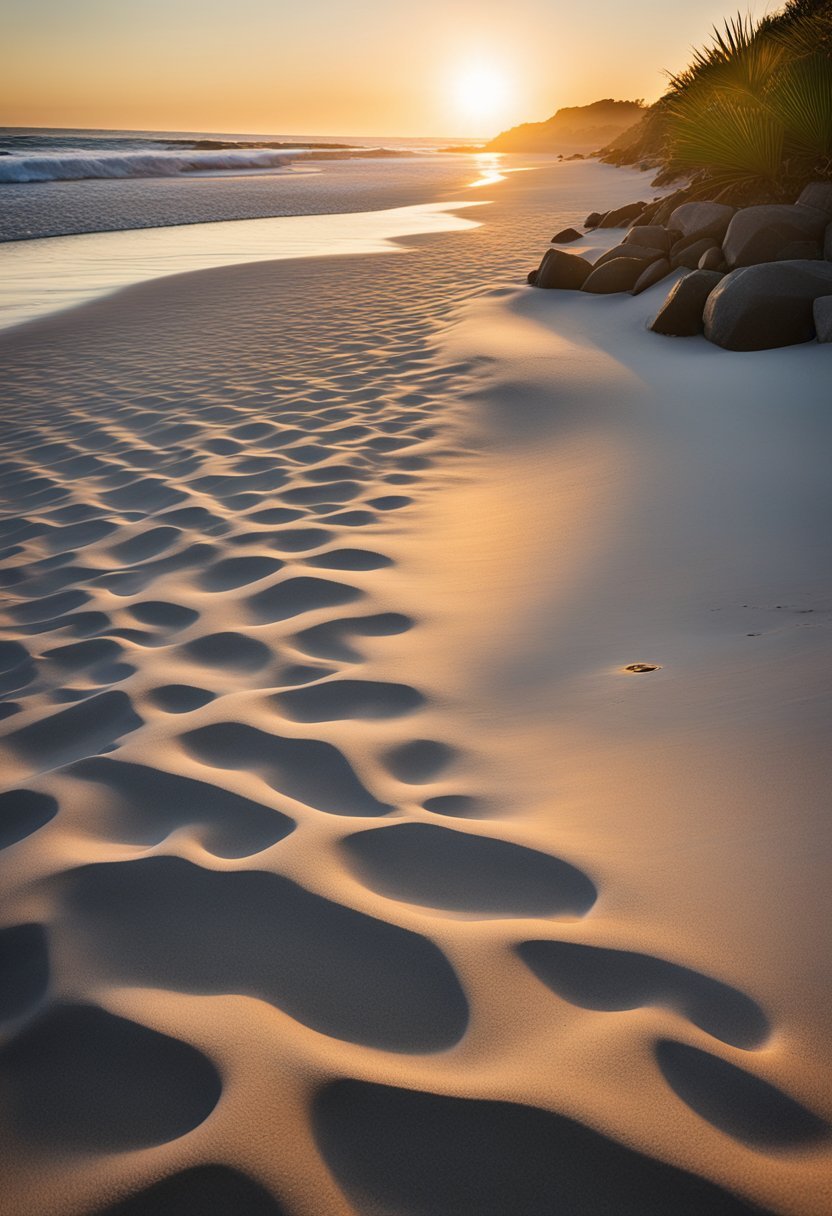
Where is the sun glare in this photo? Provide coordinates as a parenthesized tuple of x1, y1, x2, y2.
(452, 62, 512, 132)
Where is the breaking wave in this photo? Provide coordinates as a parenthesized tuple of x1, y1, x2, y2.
(0, 148, 290, 184)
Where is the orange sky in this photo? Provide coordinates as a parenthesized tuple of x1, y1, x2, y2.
(2, 0, 752, 136)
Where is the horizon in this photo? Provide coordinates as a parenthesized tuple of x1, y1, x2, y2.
(0, 124, 486, 142)
(3, 0, 762, 137)
(0, 98, 646, 144)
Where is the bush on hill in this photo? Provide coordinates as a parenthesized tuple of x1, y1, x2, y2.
(600, 0, 832, 203)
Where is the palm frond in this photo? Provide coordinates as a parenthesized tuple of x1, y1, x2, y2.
(665, 13, 766, 96)
(769, 8, 832, 59)
(768, 54, 832, 157)
(665, 94, 785, 186)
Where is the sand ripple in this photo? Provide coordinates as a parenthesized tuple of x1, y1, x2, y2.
(0, 162, 826, 1215)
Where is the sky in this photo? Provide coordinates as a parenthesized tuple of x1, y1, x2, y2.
(1, 0, 779, 138)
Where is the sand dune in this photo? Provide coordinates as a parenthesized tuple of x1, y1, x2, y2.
(0, 159, 830, 1215)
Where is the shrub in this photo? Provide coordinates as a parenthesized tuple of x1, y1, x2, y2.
(600, 1, 832, 199)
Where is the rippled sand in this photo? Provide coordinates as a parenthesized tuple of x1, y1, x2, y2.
(1, 160, 830, 1216)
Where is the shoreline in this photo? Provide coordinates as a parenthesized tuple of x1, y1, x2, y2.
(0, 158, 638, 335)
(0, 152, 492, 243)
(0, 199, 486, 334)
(1, 157, 830, 1215)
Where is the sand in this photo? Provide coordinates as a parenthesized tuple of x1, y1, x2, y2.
(0, 158, 830, 1216)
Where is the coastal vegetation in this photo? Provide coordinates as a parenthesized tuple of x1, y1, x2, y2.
(600, 0, 832, 203)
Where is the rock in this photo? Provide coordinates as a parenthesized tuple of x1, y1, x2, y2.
(631, 259, 672, 295)
(672, 237, 719, 270)
(698, 247, 725, 271)
(551, 227, 583, 243)
(625, 225, 671, 253)
(597, 201, 646, 228)
(629, 200, 663, 227)
(703, 260, 832, 350)
(722, 204, 828, 268)
(668, 201, 735, 242)
(535, 248, 593, 290)
(594, 242, 665, 269)
(650, 269, 724, 336)
(814, 295, 832, 342)
(779, 240, 821, 259)
(585, 211, 602, 228)
(797, 183, 832, 217)
(527, 269, 539, 286)
(670, 231, 714, 257)
(826, 223, 832, 261)
(652, 189, 693, 228)
(582, 257, 649, 294)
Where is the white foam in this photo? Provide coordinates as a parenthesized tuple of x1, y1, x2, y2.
(0, 148, 290, 183)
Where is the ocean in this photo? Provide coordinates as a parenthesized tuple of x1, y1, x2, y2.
(0, 127, 474, 185)
(0, 127, 490, 245)
(0, 127, 509, 330)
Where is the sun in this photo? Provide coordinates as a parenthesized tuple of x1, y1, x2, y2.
(452, 62, 512, 132)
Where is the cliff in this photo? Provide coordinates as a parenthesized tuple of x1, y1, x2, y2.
(487, 99, 646, 153)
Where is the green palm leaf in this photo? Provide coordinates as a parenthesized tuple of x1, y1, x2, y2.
(767, 54, 832, 157)
(666, 95, 785, 186)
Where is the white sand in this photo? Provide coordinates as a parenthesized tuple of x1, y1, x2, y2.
(0, 159, 830, 1216)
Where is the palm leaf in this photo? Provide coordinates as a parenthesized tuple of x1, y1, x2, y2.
(665, 13, 769, 97)
(666, 94, 785, 186)
(767, 54, 832, 156)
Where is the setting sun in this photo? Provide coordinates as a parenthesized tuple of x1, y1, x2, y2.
(452, 62, 513, 131)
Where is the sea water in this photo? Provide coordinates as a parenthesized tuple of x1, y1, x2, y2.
(0, 128, 508, 331)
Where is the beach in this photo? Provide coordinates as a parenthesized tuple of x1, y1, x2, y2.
(1, 155, 831, 1215)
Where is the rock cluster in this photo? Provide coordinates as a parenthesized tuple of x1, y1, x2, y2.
(531, 184, 832, 350)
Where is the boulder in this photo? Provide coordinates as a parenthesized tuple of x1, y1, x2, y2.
(668, 201, 735, 242)
(630, 199, 665, 227)
(652, 189, 693, 228)
(777, 240, 821, 260)
(670, 231, 716, 257)
(535, 248, 593, 290)
(624, 225, 671, 253)
(527, 269, 539, 285)
(698, 247, 725, 271)
(597, 201, 646, 228)
(672, 237, 719, 270)
(582, 257, 648, 294)
(814, 295, 832, 342)
(797, 183, 832, 217)
(826, 222, 832, 261)
(650, 269, 724, 336)
(551, 227, 583, 243)
(722, 204, 828, 268)
(585, 211, 603, 228)
(631, 259, 672, 296)
(703, 260, 832, 350)
(594, 242, 665, 269)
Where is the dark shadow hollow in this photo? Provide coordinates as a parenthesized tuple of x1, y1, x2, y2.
(517, 939, 769, 1049)
(313, 1080, 772, 1215)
